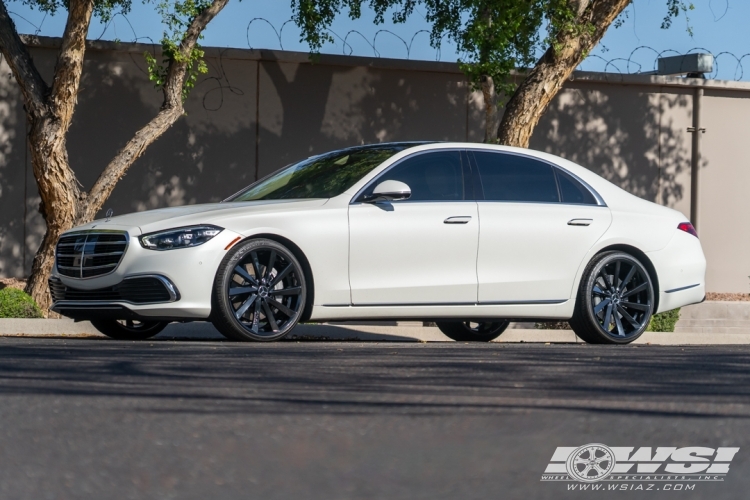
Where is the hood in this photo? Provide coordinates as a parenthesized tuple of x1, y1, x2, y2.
(68, 199, 329, 235)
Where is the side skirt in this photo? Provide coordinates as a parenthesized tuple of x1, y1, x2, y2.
(309, 300, 573, 322)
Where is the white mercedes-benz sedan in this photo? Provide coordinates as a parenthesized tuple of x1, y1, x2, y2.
(50, 142, 706, 344)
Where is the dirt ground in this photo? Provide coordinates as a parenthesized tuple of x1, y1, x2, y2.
(706, 292, 750, 301)
(0, 278, 26, 291)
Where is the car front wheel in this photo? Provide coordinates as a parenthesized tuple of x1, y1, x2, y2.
(212, 238, 307, 341)
(569, 251, 654, 344)
(436, 320, 510, 342)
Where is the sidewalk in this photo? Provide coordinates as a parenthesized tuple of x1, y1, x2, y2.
(2, 318, 750, 345)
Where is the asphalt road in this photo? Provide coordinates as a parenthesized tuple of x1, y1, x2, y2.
(1, 338, 750, 499)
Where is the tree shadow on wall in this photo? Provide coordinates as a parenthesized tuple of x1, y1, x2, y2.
(69, 51, 471, 215)
(0, 63, 27, 278)
(530, 84, 692, 207)
(63, 50, 256, 220)
(256, 54, 469, 178)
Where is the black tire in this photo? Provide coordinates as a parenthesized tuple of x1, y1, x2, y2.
(91, 319, 168, 340)
(569, 251, 655, 345)
(212, 238, 307, 342)
(436, 320, 510, 342)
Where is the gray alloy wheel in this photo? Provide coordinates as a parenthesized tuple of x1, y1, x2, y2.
(212, 238, 307, 342)
(570, 251, 654, 344)
(90, 319, 168, 340)
(436, 320, 510, 342)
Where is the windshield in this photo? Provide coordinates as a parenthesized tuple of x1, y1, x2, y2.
(227, 145, 413, 201)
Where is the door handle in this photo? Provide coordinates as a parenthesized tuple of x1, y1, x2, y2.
(444, 216, 472, 224)
(568, 218, 593, 226)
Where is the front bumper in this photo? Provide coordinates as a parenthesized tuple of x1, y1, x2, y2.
(50, 228, 243, 320)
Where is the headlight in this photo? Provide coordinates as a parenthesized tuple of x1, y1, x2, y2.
(139, 225, 223, 251)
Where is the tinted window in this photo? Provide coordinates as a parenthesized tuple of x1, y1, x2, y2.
(473, 151, 559, 203)
(228, 146, 406, 201)
(361, 151, 465, 201)
(556, 169, 597, 205)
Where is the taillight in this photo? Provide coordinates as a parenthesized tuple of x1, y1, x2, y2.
(678, 222, 698, 238)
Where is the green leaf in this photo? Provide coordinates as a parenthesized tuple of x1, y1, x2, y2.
(647, 308, 681, 332)
(292, 0, 698, 113)
(0, 288, 43, 318)
(141, 0, 214, 100)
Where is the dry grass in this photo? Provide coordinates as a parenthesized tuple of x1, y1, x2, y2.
(706, 292, 750, 302)
(0, 278, 26, 291)
(535, 321, 570, 330)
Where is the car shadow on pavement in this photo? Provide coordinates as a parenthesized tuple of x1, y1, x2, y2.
(0, 341, 749, 420)
(154, 321, 433, 342)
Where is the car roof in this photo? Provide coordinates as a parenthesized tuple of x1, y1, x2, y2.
(321, 141, 437, 155)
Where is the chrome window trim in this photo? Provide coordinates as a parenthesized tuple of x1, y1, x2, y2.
(466, 148, 607, 207)
(349, 147, 608, 207)
(55, 230, 130, 280)
(475, 200, 609, 208)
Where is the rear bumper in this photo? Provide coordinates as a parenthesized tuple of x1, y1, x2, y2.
(646, 230, 707, 313)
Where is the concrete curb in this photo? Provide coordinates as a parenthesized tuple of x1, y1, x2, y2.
(675, 301, 750, 334)
(1, 318, 749, 344)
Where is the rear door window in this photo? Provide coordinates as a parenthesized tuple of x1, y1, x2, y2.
(556, 169, 598, 205)
(472, 151, 559, 203)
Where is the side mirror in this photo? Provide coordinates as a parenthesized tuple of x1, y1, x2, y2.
(363, 180, 412, 203)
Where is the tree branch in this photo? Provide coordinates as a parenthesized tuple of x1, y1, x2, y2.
(82, 0, 230, 222)
(0, 0, 49, 115)
(162, 0, 230, 109)
(79, 106, 183, 222)
(572, 0, 594, 17)
(49, 0, 95, 134)
(497, 0, 631, 147)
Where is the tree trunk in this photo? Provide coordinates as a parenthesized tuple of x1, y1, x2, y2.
(24, 120, 84, 312)
(0, 0, 228, 313)
(0, 0, 94, 312)
(24, 0, 95, 311)
(480, 74, 499, 144)
(476, 5, 498, 144)
(496, 0, 631, 147)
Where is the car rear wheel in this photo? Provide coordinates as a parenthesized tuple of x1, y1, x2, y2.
(212, 238, 307, 341)
(436, 320, 510, 342)
(91, 319, 168, 340)
(569, 251, 654, 344)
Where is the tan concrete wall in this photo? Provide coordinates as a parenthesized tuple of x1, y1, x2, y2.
(255, 57, 472, 179)
(0, 39, 748, 292)
(700, 90, 750, 293)
(0, 56, 27, 279)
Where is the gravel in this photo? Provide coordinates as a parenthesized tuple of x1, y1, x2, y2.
(706, 292, 750, 302)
